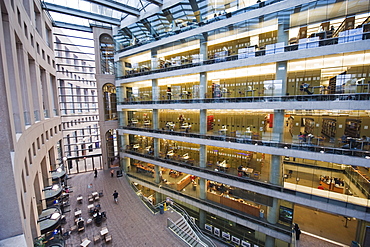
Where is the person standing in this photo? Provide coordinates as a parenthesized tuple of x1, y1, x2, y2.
(294, 223, 301, 240)
(110, 169, 114, 178)
(94, 168, 98, 178)
(113, 190, 119, 203)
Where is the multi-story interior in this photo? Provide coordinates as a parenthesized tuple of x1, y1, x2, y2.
(1, 0, 370, 246)
(115, 0, 370, 246)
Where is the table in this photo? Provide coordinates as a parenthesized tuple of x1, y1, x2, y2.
(242, 167, 254, 176)
(74, 210, 82, 217)
(77, 196, 83, 203)
(80, 239, 91, 247)
(87, 204, 94, 209)
(92, 192, 98, 199)
(100, 227, 109, 236)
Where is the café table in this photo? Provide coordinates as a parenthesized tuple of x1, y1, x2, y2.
(87, 204, 94, 210)
(77, 196, 83, 203)
(80, 238, 91, 247)
(100, 227, 109, 237)
(74, 210, 82, 217)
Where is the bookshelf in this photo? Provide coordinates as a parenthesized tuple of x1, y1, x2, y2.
(344, 119, 361, 138)
(321, 118, 337, 138)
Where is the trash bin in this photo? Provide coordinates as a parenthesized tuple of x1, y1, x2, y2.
(159, 204, 164, 214)
(116, 170, 123, 177)
(259, 209, 264, 218)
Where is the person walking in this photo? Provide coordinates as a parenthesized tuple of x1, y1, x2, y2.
(94, 168, 98, 178)
(113, 190, 119, 203)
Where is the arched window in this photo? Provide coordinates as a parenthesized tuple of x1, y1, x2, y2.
(99, 34, 114, 74)
(103, 83, 117, 121)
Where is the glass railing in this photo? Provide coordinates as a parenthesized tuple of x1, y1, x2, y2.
(118, 93, 370, 105)
(116, 30, 370, 80)
(125, 151, 370, 214)
(121, 127, 370, 159)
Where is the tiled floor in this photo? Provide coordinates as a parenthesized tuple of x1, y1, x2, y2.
(62, 170, 348, 247)
(62, 170, 188, 247)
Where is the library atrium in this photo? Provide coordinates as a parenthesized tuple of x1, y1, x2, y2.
(0, 0, 370, 247)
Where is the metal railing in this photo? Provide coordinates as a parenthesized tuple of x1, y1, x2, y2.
(167, 218, 208, 247)
(122, 128, 370, 159)
(169, 203, 217, 247)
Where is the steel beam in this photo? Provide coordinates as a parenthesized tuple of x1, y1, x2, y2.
(53, 21, 93, 32)
(85, 0, 140, 16)
(43, 2, 121, 26)
(145, 0, 163, 6)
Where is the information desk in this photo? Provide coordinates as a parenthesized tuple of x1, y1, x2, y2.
(207, 192, 260, 217)
(320, 182, 344, 193)
(177, 174, 192, 191)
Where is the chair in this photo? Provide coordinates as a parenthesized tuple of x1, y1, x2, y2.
(253, 171, 261, 179)
(86, 218, 93, 226)
(105, 234, 112, 243)
(93, 234, 100, 243)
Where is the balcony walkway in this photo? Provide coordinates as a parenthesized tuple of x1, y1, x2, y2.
(63, 170, 347, 247)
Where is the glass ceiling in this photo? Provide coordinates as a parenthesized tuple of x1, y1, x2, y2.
(43, 0, 161, 28)
(42, 0, 286, 51)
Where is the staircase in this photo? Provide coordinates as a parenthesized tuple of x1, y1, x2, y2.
(166, 203, 217, 247)
(168, 217, 207, 247)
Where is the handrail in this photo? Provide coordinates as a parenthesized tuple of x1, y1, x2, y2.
(127, 174, 293, 235)
(122, 129, 370, 159)
(118, 93, 370, 105)
(170, 203, 217, 247)
(166, 217, 208, 247)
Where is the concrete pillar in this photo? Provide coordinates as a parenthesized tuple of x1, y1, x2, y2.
(276, 61, 288, 96)
(199, 178, 206, 200)
(199, 145, 207, 168)
(155, 191, 162, 206)
(199, 209, 206, 230)
(151, 48, 158, 70)
(154, 165, 160, 183)
(153, 138, 160, 158)
(119, 110, 128, 127)
(199, 34, 208, 98)
(152, 79, 159, 101)
(152, 109, 159, 130)
(277, 13, 290, 45)
(199, 109, 207, 135)
(271, 109, 285, 143)
(200, 72, 207, 99)
(266, 110, 285, 246)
